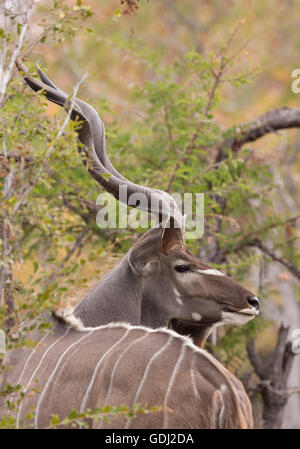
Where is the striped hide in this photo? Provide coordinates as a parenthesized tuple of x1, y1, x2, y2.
(0, 317, 253, 429)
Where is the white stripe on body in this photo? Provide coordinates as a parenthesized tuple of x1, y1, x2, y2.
(79, 328, 131, 413)
(190, 357, 200, 400)
(218, 385, 227, 426)
(16, 331, 50, 386)
(16, 328, 70, 429)
(214, 385, 226, 428)
(163, 343, 186, 428)
(125, 335, 173, 429)
(34, 330, 94, 428)
(103, 332, 151, 407)
(98, 331, 152, 428)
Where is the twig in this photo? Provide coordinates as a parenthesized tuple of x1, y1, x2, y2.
(166, 24, 246, 192)
(0, 2, 34, 107)
(62, 227, 90, 264)
(254, 240, 300, 281)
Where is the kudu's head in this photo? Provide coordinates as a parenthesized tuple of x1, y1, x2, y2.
(128, 224, 259, 344)
(16, 60, 259, 345)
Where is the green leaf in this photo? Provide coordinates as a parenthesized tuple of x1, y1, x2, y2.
(33, 262, 39, 273)
(50, 414, 60, 425)
(114, 8, 122, 17)
(68, 409, 78, 419)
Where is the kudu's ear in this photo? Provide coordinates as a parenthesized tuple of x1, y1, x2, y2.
(128, 219, 185, 275)
(128, 227, 164, 275)
(161, 216, 185, 255)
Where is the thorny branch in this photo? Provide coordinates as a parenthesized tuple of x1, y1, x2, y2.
(166, 53, 226, 192)
(166, 21, 249, 191)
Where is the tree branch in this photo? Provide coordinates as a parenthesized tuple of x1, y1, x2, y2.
(253, 240, 300, 281)
(222, 233, 300, 282)
(165, 24, 248, 192)
(247, 339, 268, 379)
(216, 107, 300, 162)
(246, 324, 299, 428)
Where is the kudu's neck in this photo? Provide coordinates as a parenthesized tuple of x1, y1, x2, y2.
(74, 255, 176, 329)
(74, 255, 143, 327)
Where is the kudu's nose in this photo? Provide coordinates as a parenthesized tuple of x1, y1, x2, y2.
(247, 296, 260, 310)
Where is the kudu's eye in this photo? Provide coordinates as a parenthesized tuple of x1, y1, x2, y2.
(174, 265, 191, 273)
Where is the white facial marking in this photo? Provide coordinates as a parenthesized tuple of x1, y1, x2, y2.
(174, 260, 189, 266)
(221, 311, 255, 326)
(239, 308, 259, 316)
(191, 312, 202, 321)
(197, 268, 225, 276)
(173, 288, 183, 306)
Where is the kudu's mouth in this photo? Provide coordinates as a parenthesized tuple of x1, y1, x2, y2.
(238, 308, 259, 316)
(221, 306, 259, 327)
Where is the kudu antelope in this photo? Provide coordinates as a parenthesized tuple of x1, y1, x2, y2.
(0, 61, 259, 429)
(13, 60, 260, 347)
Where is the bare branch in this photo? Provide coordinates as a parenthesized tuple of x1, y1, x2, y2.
(0, 1, 37, 106)
(270, 323, 290, 375)
(247, 339, 268, 379)
(253, 240, 300, 281)
(216, 107, 300, 162)
(61, 227, 90, 264)
(221, 216, 300, 282)
(246, 325, 299, 428)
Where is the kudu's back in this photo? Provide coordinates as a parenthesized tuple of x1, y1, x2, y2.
(1, 320, 253, 429)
